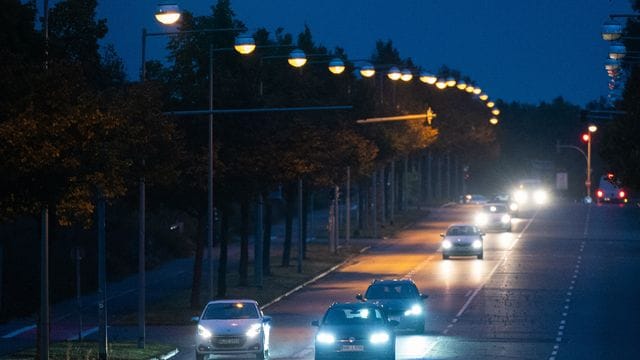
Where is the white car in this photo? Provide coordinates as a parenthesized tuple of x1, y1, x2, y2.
(441, 224, 484, 260)
(194, 299, 271, 360)
(474, 203, 512, 232)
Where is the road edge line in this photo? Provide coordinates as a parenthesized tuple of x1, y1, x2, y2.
(261, 246, 372, 310)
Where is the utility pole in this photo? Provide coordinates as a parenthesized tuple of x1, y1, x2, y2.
(39, 208, 49, 360)
(97, 196, 108, 360)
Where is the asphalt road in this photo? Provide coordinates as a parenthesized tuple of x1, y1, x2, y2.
(166, 202, 640, 360)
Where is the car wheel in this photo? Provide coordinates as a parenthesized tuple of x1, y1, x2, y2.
(477, 252, 483, 260)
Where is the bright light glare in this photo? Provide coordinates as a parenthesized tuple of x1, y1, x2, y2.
(475, 213, 488, 226)
(316, 332, 335, 344)
(419, 72, 437, 84)
(360, 309, 370, 318)
(501, 214, 511, 224)
(509, 202, 518, 212)
(388, 67, 402, 81)
(472, 240, 482, 249)
(246, 323, 262, 337)
(360, 64, 376, 78)
(396, 335, 437, 359)
(513, 190, 528, 204)
(154, 4, 181, 25)
(234, 35, 256, 55)
(401, 69, 413, 81)
(442, 240, 452, 249)
(288, 49, 307, 67)
(370, 332, 390, 344)
(328, 58, 345, 74)
(533, 190, 548, 205)
(435, 79, 447, 89)
(404, 304, 423, 316)
(198, 324, 212, 339)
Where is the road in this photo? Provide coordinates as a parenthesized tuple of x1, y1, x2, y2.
(166, 201, 640, 360)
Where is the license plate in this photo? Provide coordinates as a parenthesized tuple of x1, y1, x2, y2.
(217, 338, 240, 345)
(341, 345, 364, 352)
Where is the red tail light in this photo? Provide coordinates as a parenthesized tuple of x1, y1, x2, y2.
(619, 190, 626, 198)
(596, 190, 604, 198)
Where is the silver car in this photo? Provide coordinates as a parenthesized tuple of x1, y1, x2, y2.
(474, 203, 512, 232)
(194, 299, 271, 360)
(441, 224, 484, 260)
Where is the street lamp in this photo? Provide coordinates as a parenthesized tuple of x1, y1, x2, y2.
(360, 63, 376, 78)
(445, 77, 456, 87)
(456, 80, 467, 90)
(479, 93, 488, 101)
(387, 66, 402, 80)
(400, 69, 413, 82)
(419, 71, 437, 84)
(328, 58, 346, 74)
(583, 125, 598, 200)
(489, 117, 499, 125)
(154, 3, 181, 25)
(288, 48, 307, 67)
(435, 78, 447, 89)
(465, 85, 475, 93)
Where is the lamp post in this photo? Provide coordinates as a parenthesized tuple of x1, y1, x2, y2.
(138, 7, 255, 348)
(585, 125, 598, 201)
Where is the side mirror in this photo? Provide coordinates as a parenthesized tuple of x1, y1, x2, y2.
(263, 315, 272, 323)
(311, 320, 320, 327)
(191, 316, 200, 323)
(356, 294, 364, 301)
(389, 320, 399, 327)
(439, 233, 445, 238)
(420, 294, 429, 299)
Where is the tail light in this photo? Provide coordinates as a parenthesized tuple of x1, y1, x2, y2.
(596, 189, 604, 198)
(619, 190, 626, 198)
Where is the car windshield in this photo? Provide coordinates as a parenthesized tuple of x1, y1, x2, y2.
(446, 226, 479, 236)
(202, 302, 259, 320)
(482, 205, 507, 213)
(365, 283, 418, 299)
(323, 307, 384, 325)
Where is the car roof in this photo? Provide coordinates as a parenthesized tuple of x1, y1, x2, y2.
(205, 299, 259, 307)
(370, 278, 416, 285)
(447, 223, 477, 228)
(330, 302, 382, 309)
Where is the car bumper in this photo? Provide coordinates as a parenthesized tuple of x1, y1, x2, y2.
(196, 335, 264, 357)
(443, 245, 482, 256)
(315, 343, 394, 360)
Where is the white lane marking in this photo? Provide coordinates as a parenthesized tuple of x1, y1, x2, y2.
(2, 324, 36, 338)
(454, 211, 538, 319)
(583, 205, 591, 236)
(464, 290, 473, 298)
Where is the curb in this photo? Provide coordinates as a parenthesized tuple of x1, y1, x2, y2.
(261, 245, 372, 310)
(150, 348, 179, 360)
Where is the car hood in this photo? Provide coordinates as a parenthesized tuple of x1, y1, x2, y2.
(199, 318, 261, 336)
(443, 235, 480, 244)
(317, 324, 391, 339)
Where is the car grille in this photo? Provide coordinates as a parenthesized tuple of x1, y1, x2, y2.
(211, 335, 246, 348)
(453, 243, 471, 248)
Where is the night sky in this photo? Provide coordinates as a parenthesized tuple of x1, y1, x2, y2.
(93, 0, 633, 106)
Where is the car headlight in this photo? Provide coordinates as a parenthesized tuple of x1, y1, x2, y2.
(442, 240, 452, 249)
(472, 240, 482, 249)
(501, 214, 511, 224)
(370, 331, 390, 344)
(198, 324, 212, 339)
(404, 304, 423, 316)
(514, 190, 528, 204)
(509, 202, 518, 211)
(246, 323, 262, 337)
(475, 213, 488, 226)
(316, 332, 335, 344)
(533, 190, 547, 204)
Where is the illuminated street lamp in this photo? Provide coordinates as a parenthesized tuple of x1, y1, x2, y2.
(419, 71, 437, 84)
(400, 69, 413, 82)
(608, 42, 627, 59)
(154, 3, 181, 25)
(288, 49, 307, 67)
(387, 66, 402, 80)
(473, 87, 482, 95)
(234, 33, 256, 54)
(479, 93, 488, 101)
(489, 117, 499, 125)
(491, 108, 500, 116)
(602, 19, 624, 41)
(465, 85, 475, 93)
(605, 58, 621, 71)
(456, 80, 467, 90)
(445, 77, 456, 87)
(435, 78, 447, 89)
(328, 58, 345, 74)
(486, 101, 495, 108)
(360, 63, 376, 78)
(583, 125, 598, 200)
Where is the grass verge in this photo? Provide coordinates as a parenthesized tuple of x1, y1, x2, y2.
(2, 341, 175, 360)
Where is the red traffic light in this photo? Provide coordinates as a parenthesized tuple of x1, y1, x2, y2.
(581, 133, 590, 142)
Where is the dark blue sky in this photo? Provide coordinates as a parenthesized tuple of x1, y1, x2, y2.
(95, 0, 633, 106)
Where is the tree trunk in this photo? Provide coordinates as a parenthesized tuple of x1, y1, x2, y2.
(216, 202, 230, 298)
(238, 197, 249, 286)
(189, 215, 205, 309)
(262, 193, 272, 276)
(281, 184, 294, 267)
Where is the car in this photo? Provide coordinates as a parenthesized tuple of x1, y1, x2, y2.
(312, 302, 397, 360)
(596, 174, 628, 204)
(193, 299, 271, 360)
(512, 179, 550, 209)
(355, 279, 428, 333)
(461, 194, 488, 205)
(490, 193, 520, 216)
(474, 203, 512, 232)
(441, 224, 484, 260)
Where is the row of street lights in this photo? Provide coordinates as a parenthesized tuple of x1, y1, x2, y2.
(601, 14, 640, 100)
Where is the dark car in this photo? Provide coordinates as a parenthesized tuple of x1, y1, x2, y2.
(312, 302, 397, 360)
(356, 279, 428, 333)
(441, 224, 484, 260)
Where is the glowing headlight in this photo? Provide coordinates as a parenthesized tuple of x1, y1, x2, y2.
(509, 202, 518, 211)
(246, 323, 262, 337)
(475, 213, 488, 226)
(533, 190, 548, 204)
(316, 332, 335, 344)
(472, 240, 482, 249)
(370, 331, 390, 344)
(442, 240, 452, 249)
(514, 190, 528, 204)
(404, 304, 423, 316)
(198, 324, 212, 339)
(501, 214, 511, 224)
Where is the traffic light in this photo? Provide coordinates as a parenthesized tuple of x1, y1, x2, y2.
(607, 172, 614, 180)
(581, 133, 590, 142)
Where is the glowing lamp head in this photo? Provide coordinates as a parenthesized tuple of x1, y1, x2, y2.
(456, 80, 467, 90)
(492, 108, 500, 116)
(234, 34, 256, 55)
(360, 63, 376, 78)
(609, 42, 627, 60)
(486, 101, 495, 108)
(387, 67, 402, 81)
(489, 117, 499, 125)
(479, 93, 489, 101)
(473, 87, 482, 95)
(155, 3, 181, 25)
(400, 69, 413, 82)
(602, 19, 623, 41)
(288, 49, 307, 67)
(445, 77, 456, 87)
(588, 124, 598, 133)
(465, 85, 475, 93)
(328, 58, 345, 74)
(435, 78, 447, 89)
(419, 72, 437, 84)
